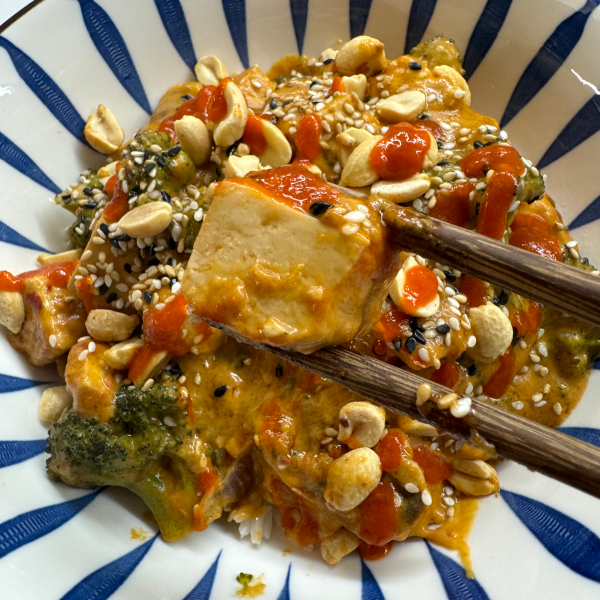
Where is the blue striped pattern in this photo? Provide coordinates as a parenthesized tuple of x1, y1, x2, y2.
(154, 0, 197, 72)
(0, 490, 102, 560)
(427, 542, 490, 599)
(462, 0, 513, 79)
(501, 1, 600, 127)
(290, 0, 309, 54)
(183, 551, 221, 599)
(361, 559, 385, 599)
(0, 219, 48, 252)
(349, 0, 373, 39)
(61, 533, 158, 599)
(502, 490, 600, 582)
(0, 373, 49, 393)
(77, 0, 151, 114)
(277, 564, 291, 600)
(0, 439, 46, 468)
(0, 37, 88, 145)
(222, 0, 249, 69)
(0, 131, 60, 194)
(538, 96, 600, 169)
(558, 427, 600, 447)
(404, 0, 438, 54)
(569, 193, 600, 230)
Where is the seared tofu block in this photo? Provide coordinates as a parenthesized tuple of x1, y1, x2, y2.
(9, 274, 86, 367)
(182, 166, 400, 353)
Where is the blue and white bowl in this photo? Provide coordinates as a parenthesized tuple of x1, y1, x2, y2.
(2, 1, 600, 598)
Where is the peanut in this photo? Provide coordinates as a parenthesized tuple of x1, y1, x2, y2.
(85, 309, 140, 342)
(194, 55, 228, 86)
(339, 135, 382, 187)
(103, 337, 144, 370)
(84, 104, 124, 154)
(433, 65, 471, 106)
(39, 385, 73, 423)
(174, 115, 211, 166)
(338, 401, 386, 449)
(335, 36, 386, 77)
(371, 173, 431, 204)
(213, 81, 248, 147)
(376, 91, 427, 123)
(118, 201, 173, 238)
(0, 290, 25, 334)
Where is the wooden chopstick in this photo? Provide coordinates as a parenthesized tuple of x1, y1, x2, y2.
(382, 203, 600, 329)
(209, 320, 600, 499)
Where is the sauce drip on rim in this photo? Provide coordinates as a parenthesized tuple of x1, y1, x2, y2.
(370, 123, 430, 180)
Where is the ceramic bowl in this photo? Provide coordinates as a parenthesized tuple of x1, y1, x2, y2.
(2, 1, 600, 598)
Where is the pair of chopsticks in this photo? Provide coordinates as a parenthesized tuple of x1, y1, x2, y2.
(209, 202, 600, 500)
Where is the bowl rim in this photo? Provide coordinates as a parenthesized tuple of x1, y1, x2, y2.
(1, 0, 47, 34)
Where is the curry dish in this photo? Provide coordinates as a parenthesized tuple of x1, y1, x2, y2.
(1, 35, 599, 569)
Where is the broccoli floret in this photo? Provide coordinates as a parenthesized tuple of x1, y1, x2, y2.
(46, 373, 188, 488)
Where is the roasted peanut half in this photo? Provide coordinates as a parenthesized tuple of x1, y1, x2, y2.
(213, 81, 248, 147)
(423, 132, 438, 169)
(341, 74, 367, 100)
(194, 55, 228, 86)
(174, 115, 211, 166)
(85, 309, 140, 342)
(433, 65, 471, 106)
(224, 154, 262, 178)
(339, 135, 382, 187)
(335, 36, 386, 77)
(118, 201, 173, 238)
(338, 401, 386, 449)
(84, 104, 124, 154)
(336, 127, 373, 166)
(37, 248, 83, 266)
(103, 337, 144, 370)
(324, 447, 382, 511)
(449, 460, 499, 496)
(0, 290, 25, 334)
(39, 385, 73, 423)
(257, 119, 292, 167)
(371, 173, 431, 204)
(376, 90, 427, 123)
(320, 529, 360, 565)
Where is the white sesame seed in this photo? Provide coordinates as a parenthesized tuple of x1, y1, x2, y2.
(450, 306, 462, 317)
(405, 483, 419, 494)
(171, 282, 182, 293)
(530, 353, 541, 363)
(48, 334, 57, 348)
(342, 223, 359, 235)
(569, 247, 579, 260)
(532, 392, 544, 403)
(538, 343, 548, 357)
(345, 210, 366, 223)
(444, 286, 455, 296)
(421, 489, 433, 505)
(448, 297, 460, 309)
(81, 250, 93, 261)
(418, 347, 430, 362)
(534, 400, 547, 408)
(449, 317, 460, 331)
(88, 341, 96, 353)
(142, 378, 154, 392)
(566, 240, 578, 248)
(512, 401, 524, 410)
(78, 349, 89, 361)
(553, 402, 563, 415)
(467, 335, 477, 348)
(164, 416, 177, 427)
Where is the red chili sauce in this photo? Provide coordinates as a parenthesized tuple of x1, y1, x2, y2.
(359, 480, 400, 547)
(370, 123, 430, 180)
(295, 114, 322, 161)
(402, 265, 438, 312)
(242, 115, 267, 156)
(509, 213, 562, 262)
(429, 181, 475, 227)
(0, 260, 78, 292)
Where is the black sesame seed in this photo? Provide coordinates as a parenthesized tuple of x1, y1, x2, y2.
(106, 292, 117, 303)
(445, 270, 457, 282)
(275, 364, 283, 377)
(124, 263, 132, 273)
(474, 140, 484, 149)
(393, 338, 402, 352)
(437, 160, 450, 167)
(148, 258, 160, 267)
(214, 385, 228, 397)
(418, 114, 429, 120)
(61, 194, 71, 200)
(132, 184, 142, 195)
(161, 191, 172, 203)
(437, 140, 443, 149)
(167, 146, 181, 157)
(309, 201, 333, 216)
(409, 319, 424, 333)
(493, 297, 501, 307)
(99, 223, 110, 236)
(405, 337, 417, 354)
(156, 155, 166, 167)
(227, 144, 237, 156)
(270, 99, 277, 110)
(476, 203, 481, 216)
(168, 258, 176, 267)
(409, 61, 422, 70)
(84, 201, 97, 209)
(512, 327, 519, 341)
(323, 58, 334, 65)
(181, 94, 193, 100)
(144, 162, 156, 174)
(436, 324, 451, 334)
(498, 290, 509, 305)
(413, 330, 426, 345)
(109, 237, 122, 250)
(468, 364, 477, 376)
(216, 167, 222, 177)
(83, 187, 93, 196)
(98, 283, 109, 296)
(168, 237, 177, 249)
(143, 291, 152, 304)
(170, 278, 178, 288)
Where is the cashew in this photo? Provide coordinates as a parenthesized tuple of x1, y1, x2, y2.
(213, 81, 248, 147)
(103, 337, 144, 370)
(335, 36, 386, 77)
(320, 529, 360, 565)
(341, 74, 367, 100)
(449, 461, 499, 496)
(130, 349, 170, 387)
(85, 309, 140, 342)
(0, 290, 25, 334)
(339, 135, 382, 187)
(118, 201, 173, 238)
(84, 104, 124, 154)
(371, 173, 431, 204)
(37, 248, 83, 266)
(39, 385, 73, 423)
(433, 65, 471, 107)
(324, 447, 382, 511)
(224, 154, 262, 178)
(338, 401, 386, 449)
(194, 55, 228, 86)
(423, 132, 438, 169)
(259, 119, 292, 167)
(468, 302, 513, 360)
(389, 256, 440, 318)
(174, 115, 211, 166)
(376, 91, 427, 123)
